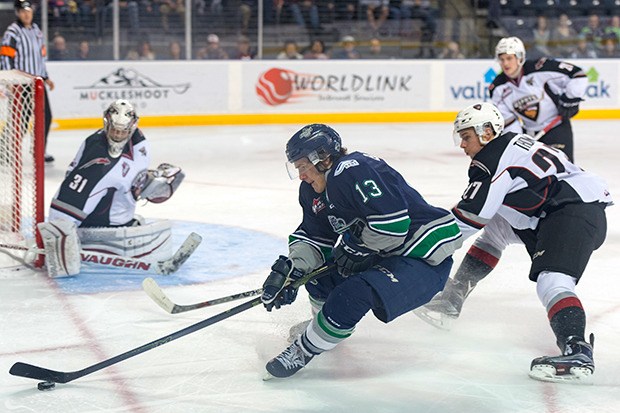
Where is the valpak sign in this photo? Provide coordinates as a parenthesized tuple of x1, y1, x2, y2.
(243, 61, 430, 112)
(443, 59, 618, 110)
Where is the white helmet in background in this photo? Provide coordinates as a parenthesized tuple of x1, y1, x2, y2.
(495, 36, 526, 67)
(453, 102, 504, 145)
(103, 99, 138, 158)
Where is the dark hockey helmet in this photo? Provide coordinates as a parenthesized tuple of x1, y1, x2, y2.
(14, 0, 33, 10)
(285, 124, 342, 178)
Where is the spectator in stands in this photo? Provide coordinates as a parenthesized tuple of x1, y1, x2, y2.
(159, 0, 185, 33)
(96, 0, 141, 39)
(286, 0, 322, 37)
(331, 35, 361, 59)
(231, 35, 256, 59)
(337, 0, 357, 22)
(49, 33, 70, 60)
(600, 34, 620, 58)
(366, 37, 387, 59)
(579, 13, 604, 51)
(318, 0, 336, 24)
(551, 13, 577, 58)
(303, 39, 329, 59)
(530, 15, 551, 59)
(76, 40, 91, 60)
(391, 0, 437, 39)
(237, 0, 254, 36)
(198, 33, 229, 59)
(437, 40, 465, 59)
(139, 40, 156, 60)
(604, 15, 620, 44)
(167, 40, 183, 60)
(125, 48, 140, 60)
(277, 40, 304, 59)
(570, 34, 598, 58)
(360, 0, 389, 36)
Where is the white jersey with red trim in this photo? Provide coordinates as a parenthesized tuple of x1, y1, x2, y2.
(49, 129, 150, 227)
(452, 132, 612, 239)
(489, 58, 587, 134)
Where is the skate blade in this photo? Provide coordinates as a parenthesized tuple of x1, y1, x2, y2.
(263, 372, 277, 381)
(412, 308, 455, 331)
(529, 365, 594, 384)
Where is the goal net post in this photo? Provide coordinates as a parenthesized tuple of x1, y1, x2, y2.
(0, 70, 45, 268)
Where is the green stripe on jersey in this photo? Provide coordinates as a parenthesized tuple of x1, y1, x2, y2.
(405, 221, 460, 259)
(368, 216, 411, 236)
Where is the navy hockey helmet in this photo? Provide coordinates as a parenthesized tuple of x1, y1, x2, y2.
(285, 124, 342, 178)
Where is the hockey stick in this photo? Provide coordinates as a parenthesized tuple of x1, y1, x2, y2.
(0, 232, 202, 276)
(142, 277, 263, 314)
(534, 115, 562, 140)
(9, 263, 335, 385)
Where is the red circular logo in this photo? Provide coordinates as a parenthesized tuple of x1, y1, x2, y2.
(256, 68, 293, 106)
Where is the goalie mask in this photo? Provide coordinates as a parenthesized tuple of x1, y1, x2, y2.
(103, 99, 138, 158)
(453, 102, 504, 145)
(285, 124, 342, 179)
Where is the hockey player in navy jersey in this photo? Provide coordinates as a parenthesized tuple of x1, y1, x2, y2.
(416, 36, 588, 340)
(260, 124, 463, 379)
(416, 102, 611, 383)
(491, 36, 586, 162)
(39, 99, 185, 277)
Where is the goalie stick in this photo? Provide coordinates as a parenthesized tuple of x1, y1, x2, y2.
(142, 277, 263, 314)
(9, 263, 335, 385)
(0, 232, 202, 276)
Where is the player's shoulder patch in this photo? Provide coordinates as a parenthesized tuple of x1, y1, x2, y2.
(333, 158, 360, 176)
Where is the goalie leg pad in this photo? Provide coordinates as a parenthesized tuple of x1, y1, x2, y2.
(37, 220, 81, 277)
(78, 220, 173, 261)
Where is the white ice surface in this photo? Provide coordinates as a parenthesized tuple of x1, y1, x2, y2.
(1, 121, 619, 413)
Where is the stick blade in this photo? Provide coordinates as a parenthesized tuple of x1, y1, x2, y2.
(142, 277, 176, 313)
(10, 362, 71, 383)
(156, 232, 202, 275)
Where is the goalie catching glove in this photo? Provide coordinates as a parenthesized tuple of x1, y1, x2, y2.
(132, 163, 185, 203)
(261, 255, 304, 311)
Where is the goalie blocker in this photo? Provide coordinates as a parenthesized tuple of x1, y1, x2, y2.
(38, 219, 175, 277)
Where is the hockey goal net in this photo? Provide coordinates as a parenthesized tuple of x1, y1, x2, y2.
(0, 70, 45, 268)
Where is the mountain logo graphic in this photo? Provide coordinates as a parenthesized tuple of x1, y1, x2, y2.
(75, 68, 190, 94)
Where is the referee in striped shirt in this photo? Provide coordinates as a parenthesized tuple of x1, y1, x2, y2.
(1, 0, 55, 163)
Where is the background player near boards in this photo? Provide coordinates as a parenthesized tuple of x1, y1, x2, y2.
(415, 35, 590, 339)
(416, 102, 612, 383)
(41, 99, 185, 277)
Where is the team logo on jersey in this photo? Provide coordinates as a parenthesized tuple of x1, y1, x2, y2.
(139, 147, 147, 157)
(79, 157, 111, 169)
(312, 197, 327, 214)
(513, 94, 542, 121)
(328, 215, 348, 233)
(122, 162, 130, 177)
(334, 159, 359, 176)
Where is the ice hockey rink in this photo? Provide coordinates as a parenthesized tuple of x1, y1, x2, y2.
(1, 120, 619, 413)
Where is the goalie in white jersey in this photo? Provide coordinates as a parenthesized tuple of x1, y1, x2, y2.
(490, 36, 587, 162)
(415, 102, 612, 383)
(40, 99, 185, 277)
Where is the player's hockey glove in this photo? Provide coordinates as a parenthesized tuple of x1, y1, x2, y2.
(557, 93, 582, 119)
(261, 255, 304, 311)
(544, 83, 582, 119)
(333, 230, 378, 277)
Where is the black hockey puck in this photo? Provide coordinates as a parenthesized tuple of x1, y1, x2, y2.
(37, 381, 55, 391)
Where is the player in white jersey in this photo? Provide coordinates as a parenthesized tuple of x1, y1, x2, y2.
(490, 36, 587, 162)
(41, 100, 185, 276)
(417, 37, 590, 341)
(416, 102, 611, 383)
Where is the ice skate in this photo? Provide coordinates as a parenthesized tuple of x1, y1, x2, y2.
(413, 278, 473, 330)
(529, 334, 595, 383)
(287, 319, 311, 343)
(264, 338, 314, 380)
